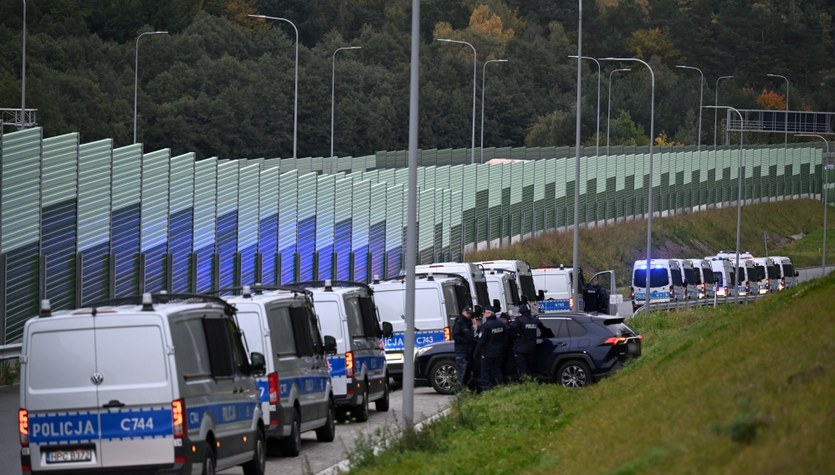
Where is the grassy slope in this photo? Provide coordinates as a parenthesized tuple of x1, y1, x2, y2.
(466, 199, 834, 288)
(350, 273, 835, 475)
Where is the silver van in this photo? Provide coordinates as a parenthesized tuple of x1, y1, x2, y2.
(18, 293, 266, 475)
(221, 285, 335, 457)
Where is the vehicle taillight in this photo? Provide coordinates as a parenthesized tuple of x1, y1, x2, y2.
(268, 372, 279, 405)
(172, 399, 186, 439)
(345, 351, 354, 379)
(602, 336, 627, 346)
(18, 409, 28, 447)
(443, 326, 451, 341)
(670, 285, 674, 299)
(569, 296, 574, 311)
(765, 278, 770, 291)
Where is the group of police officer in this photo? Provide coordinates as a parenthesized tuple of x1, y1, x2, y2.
(451, 296, 552, 391)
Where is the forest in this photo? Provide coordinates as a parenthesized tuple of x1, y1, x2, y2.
(0, 0, 833, 160)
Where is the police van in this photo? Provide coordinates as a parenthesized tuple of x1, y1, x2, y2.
(415, 262, 490, 309)
(370, 273, 472, 380)
(733, 258, 757, 296)
(531, 266, 574, 311)
(749, 258, 779, 294)
(484, 268, 522, 315)
(221, 285, 335, 457)
(671, 259, 699, 300)
(631, 259, 685, 310)
(708, 257, 737, 297)
(291, 280, 390, 422)
(770, 256, 799, 290)
(688, 258, 716, 299)
(476, 259, 538, 302)
(18, 293, 266, 475)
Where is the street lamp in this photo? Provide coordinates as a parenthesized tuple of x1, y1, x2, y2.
(796, 133, 831, 276)
(603, 57, 655, 310)
(569, 55, 601, 156)
(330, 45, 361, 170)
(676, 65, 704, 151)
(714, 75, 733, 149)
(766, 73, 789, 148)
(606, 68, 630, 156)
(480, 58, 508, 163)
(437, 38, 477, 164)
(133, 30, 168, 144)
(248, 14, 299, 161)
(705, 105, 745, 303)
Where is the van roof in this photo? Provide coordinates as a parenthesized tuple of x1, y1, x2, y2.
(217, 284, 312, 304)
(291, 280, 372, 296)
(40, 293, 234, 319)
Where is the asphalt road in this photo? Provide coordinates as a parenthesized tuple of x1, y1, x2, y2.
(0, 384, 452, 475)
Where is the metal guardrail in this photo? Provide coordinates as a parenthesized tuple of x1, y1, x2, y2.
(0, 343, 22, 362)
(630, 293, 765, 318)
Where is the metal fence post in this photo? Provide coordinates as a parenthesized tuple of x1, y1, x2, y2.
(138, 252, 146, 294)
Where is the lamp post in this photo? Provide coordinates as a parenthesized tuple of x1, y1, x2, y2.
(330, 45, 361, 170)
(480, 58, 508, 163)
(20, 0, 26, 128)
(569, 55, 602, 156)
(437, 38, 477, 164)
(714, 75, 733, 149)
(571, 0, 583, 309)
(606, 68, 630, 156)
(248, 14, 299, 161)
(766, 73, 789, 148)
(603, 57, 654, 309)
(796, 134, 831, 276)
(705, 105, 745, 302)
(133, 30, 168, 144)
(675, 65, 704, 151)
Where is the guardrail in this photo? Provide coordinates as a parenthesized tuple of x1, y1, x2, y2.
(630, 292, 765, 318)
(0, 344, 22, 362)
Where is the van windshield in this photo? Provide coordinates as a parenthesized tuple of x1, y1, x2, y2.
(633, 268, 669, 288)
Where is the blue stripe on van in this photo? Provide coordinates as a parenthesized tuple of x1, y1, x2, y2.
(256, 375, 330, 403)
(384, 330, 446, 352)
(186, 401, 257, 432)
(29, 407, 173, 444)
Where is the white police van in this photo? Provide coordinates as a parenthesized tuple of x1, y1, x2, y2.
(771, 255, 799, 290)
(370, 273, 473, 380)
(672, 258, 699, 300)
(476, 259, 538, 302)
(292, 280, 390, 422)
(415, 262, 491, 308)
(18, 293, 266, 475)
(708, 257, 738, 297)
(688, 258, 716, 299)
(531, 266, 574, 312)
(220, 285, 335, 457)
(631, 259, 685, 310)
(484, 268, 522, 315)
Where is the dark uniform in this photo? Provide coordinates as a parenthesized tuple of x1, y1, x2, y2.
(475, 307, 508, 390)
(511, 303, 547, 378)
(452, 307, 475, 387)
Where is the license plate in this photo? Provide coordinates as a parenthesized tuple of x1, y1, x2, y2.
(45, 448, 93, 463)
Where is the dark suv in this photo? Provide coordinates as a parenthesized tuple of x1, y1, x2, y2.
(415, 313, 641, 393)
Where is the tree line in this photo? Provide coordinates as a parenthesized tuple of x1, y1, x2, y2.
(0, 0, 833, 160)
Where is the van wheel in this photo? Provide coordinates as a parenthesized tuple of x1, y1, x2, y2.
(375, 378, 390, 412)
(429, 358, 457, 395)
(353, 387, 370, 422)
(201, 446, 216, 475)
(278, 408, 301, 457)
(315, 399, 336, 442)
(557, 360, 591, 388)
(242, 428, 266, 475)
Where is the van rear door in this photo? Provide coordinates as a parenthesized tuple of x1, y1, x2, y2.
(93, 314, 174, 468)
(24, 316, 103, 471)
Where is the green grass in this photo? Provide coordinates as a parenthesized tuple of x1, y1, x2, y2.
(347, 273, 835, 474)
(467, 199, 834, 288)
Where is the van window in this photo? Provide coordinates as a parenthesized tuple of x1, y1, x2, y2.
(767, 265, 781, 279)
(670, 268, 683, 286)
(267, 305, 296, 357)
(634, 268, 669, 287)
(171, 318, 213, 380)
(474, 281, 490, 307)
(683, 267, 700, 285)
(752, 266, 766, 281)
(97, 325, 168, 386)
(316, 300, 343, 342)
(781, 262, 795, 277)
(28, 328, 96, 391)
(344, 296, 366, 338)
(290, 306, 315, 357)
(712, 271, 723, 285)
(306, 308, 324, 355)
(505, 278, 521, 305)
(235, 311, 265, 355)
(359, 296, 382, 339)
(203, 317, 237, 378)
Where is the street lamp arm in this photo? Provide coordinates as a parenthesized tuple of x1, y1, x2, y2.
(133, 30, 169, 144)
(437, 38, 478, 163)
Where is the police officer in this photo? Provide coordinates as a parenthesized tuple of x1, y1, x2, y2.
(475, 306, 508, 390)
(452, 306, 476, 388)
(511, 302, 548, 379)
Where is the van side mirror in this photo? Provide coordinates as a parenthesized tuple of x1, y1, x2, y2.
(492, 299, 501, 312)
(794, 271, 799, 277)
(537, 290, 545, 301)
(382, 321, 394, 338)
(249, 352, 266, 377)
(323, 335, 337, 355)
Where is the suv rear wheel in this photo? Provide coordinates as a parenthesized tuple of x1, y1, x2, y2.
(429, 358, 457, 395)
(557, 360, 591, 388)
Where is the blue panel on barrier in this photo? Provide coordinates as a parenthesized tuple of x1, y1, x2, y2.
(3, 242, 40, 343)
(280, 245, 295, 284)
(318, 242, 333, 280)
(112, 203, 141, 296)
(42, 200, 77, 310)
(387, 245, 401, 279)
(258, 214, 278, 285)
(240, 245, 257, 287)
(217, 210, 238, 289)
(334, 219, 352, 280)
(169, 208, 193, 293)
(369, 221, 386, 281)
(143, 241, 168, 292)
(297, 216, 316, 281)
(353, 245, 368, 282)
(80, 241, 110, 305)
(194, 246, 215, 293)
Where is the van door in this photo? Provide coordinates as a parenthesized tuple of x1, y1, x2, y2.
(93, 314, 174, 468)
(24, 317, 103, 471)
(289, 304, 330, 421)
